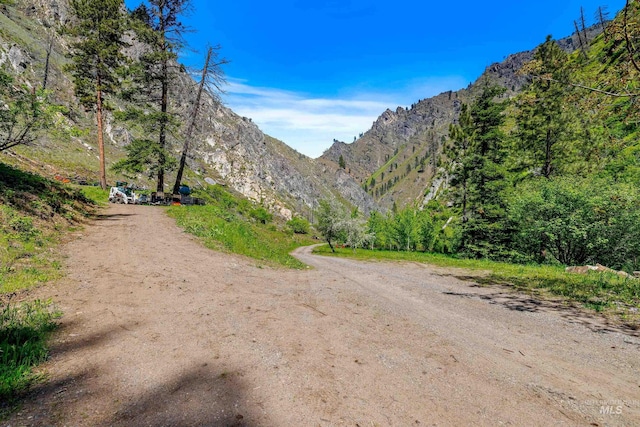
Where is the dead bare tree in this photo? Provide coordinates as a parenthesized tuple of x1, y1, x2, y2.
(596, 6, 611, 41)
(172, 45, 228, 195)
(574, 20, 588, 59)
(580, 6, 589, 46)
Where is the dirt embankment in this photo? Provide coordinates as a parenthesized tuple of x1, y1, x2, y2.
(6, 204, 640, 426)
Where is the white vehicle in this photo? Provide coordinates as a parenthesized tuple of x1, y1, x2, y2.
(109, 186, 135, 204)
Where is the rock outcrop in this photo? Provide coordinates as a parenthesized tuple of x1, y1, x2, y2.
(0, 0, 376, 218)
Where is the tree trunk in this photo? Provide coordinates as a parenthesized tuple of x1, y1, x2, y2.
(462, 176, 468, 222)
(157, 58, 168, 193)
(96, 79, 107, 190)
(43, 36, 52, 91)
(574, 21, 588, 60)
(598, 7, 609, 41)
(544, 127, 552, 178)
(580, 7, 588, 48)
(173, 47, 212, 195)
(327, 238, 335, 253)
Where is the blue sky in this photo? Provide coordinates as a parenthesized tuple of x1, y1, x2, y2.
(125, 0, 626, 158)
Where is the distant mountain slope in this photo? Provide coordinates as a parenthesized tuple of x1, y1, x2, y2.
(0, 0, 376, 218)
(320, 27, 602, 210)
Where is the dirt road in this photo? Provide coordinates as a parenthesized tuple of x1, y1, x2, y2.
(6, 204, 640, 426)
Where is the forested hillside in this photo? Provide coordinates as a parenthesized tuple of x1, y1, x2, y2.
(320, 22, 604, 211)
(352, 2, 640, 272)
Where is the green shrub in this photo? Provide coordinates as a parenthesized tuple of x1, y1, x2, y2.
(287, 216, 310, 234)
(509, 177, 640, 270)
(9, 216, 37, 238)
(249, 207, 273, 224)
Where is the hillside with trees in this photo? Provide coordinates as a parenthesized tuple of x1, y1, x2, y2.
(317, 1, 640, 273)
(0, 0, 375, 219)
(320, 12, 606, 211)
(2, 1, 640, 420)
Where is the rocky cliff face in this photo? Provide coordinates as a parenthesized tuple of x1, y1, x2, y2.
(0, 0, 376, 218)
(161, 68, 376, 218)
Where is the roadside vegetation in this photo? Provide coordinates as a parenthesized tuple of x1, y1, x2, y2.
(0, 163, 99, 407)
(312, 6, 640, 324)
(0, 299, 61, 408)
(0, 163, 98, 294)
(167, 184, 315, 269)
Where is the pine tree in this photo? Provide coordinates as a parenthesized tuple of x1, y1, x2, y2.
(447, 103, 474, 221)
(338, 154, 346, 169)
(462, 84, 511, 259)
(515, 36, 576, 178)
(66, 0, 128, 189)
(123, 0, 191, 193)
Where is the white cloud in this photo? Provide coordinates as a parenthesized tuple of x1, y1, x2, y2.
(223, 76, 467, 159)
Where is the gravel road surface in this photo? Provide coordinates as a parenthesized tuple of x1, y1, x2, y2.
(6, 204, 640, 426)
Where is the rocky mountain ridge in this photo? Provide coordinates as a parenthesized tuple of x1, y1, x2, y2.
(320, 26, 603, 209)
(0, 0, 376, 218)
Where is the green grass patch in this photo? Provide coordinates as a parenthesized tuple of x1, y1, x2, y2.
(77, 185, 109, 206)
(0, 299, 61, 406)
(167, 186, 315, 269)
(313, 246, 640, 318)
(0, 163, 96, 294)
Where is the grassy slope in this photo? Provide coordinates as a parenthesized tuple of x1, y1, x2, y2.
(167, 184, 316, 269)
(313, 246, 640, 327)
(570, 25, 640, 178)
(0, 162, 102, 407)
(0, 163, 100, 293)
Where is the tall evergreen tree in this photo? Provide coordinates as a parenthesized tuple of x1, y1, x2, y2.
(515, 36, 575, 178)
(447, 103, 474, 222)
(125, 0, 191, 193)
(67, 0, 128, 189)
(462, 84, 511, 259)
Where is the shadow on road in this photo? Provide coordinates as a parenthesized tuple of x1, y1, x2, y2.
(103, 366, 255, 427)
(5, 321, 257, 426)
(443, 285, 640, 339)
(94, 213, 137, 221)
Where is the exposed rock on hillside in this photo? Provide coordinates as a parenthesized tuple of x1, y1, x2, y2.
(320, 28, 602, 210)
(0, 0, 375, 218)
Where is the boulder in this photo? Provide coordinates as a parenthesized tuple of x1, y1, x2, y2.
(566, 264, 635, 279)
